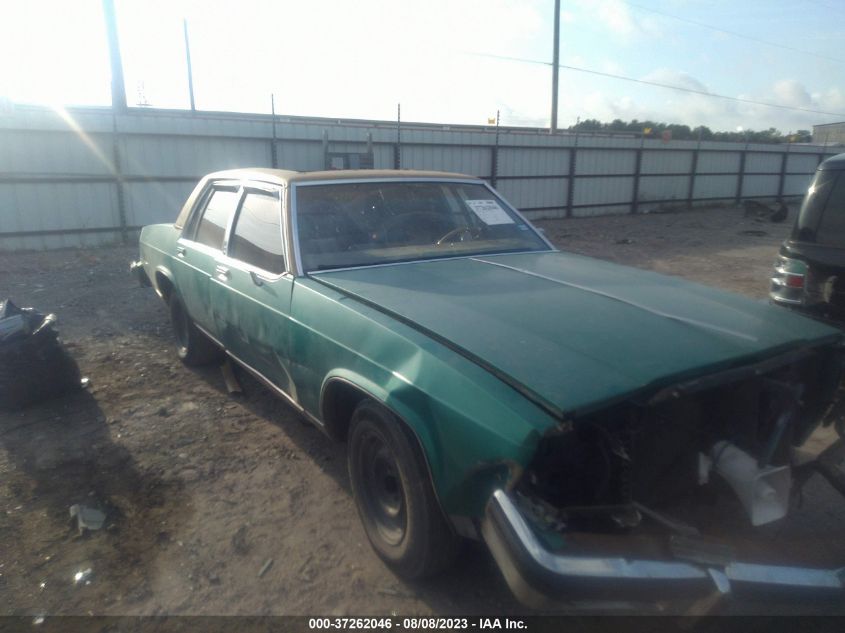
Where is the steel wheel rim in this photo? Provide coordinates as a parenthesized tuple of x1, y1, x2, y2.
(359, 430, 407, 546)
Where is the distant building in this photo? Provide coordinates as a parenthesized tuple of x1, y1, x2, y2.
(813, 122, 845, 145)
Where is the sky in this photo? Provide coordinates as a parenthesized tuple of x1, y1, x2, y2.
(0, 0, 844, 132)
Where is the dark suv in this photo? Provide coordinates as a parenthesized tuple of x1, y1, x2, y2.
(771, 152, 845, 325)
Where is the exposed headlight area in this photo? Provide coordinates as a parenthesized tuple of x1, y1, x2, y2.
(481, 347, 845, 604)
(515, 345, 843, 537)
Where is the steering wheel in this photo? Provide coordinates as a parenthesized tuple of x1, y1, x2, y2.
(435, 226, 474, 246)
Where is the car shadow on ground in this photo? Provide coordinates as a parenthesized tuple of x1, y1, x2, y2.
(184, 360, 532, 615)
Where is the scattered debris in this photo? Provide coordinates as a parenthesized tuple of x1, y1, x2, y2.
(231, 526, 250, 555)
(739, 229, 768, 237)
(73, 568, 93, 585)
(69, 504, 106, 535)
(0, 312, 26, 342)
(220, 359, 242, 395)
(771, 200, 788, 223)
(742, 199, 789, 223)
(0, 298, 81, 410)
(258, 558, 274, 578)
(614, 238, 634, 245)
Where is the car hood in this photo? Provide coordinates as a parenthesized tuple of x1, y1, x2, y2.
(311, 251, 842, 418)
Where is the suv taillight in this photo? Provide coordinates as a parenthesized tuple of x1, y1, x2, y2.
(770, 256, 807, 304)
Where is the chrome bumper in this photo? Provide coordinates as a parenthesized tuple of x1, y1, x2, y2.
(481, 489, 845, 607)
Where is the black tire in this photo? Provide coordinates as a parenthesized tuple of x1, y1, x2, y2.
(168, 293, 222, 366)
(348, 399, 460, 579)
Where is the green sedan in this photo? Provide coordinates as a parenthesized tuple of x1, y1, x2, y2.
(134, 168, 845, 604)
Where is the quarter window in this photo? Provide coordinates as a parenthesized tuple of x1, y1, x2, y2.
(816, 173, 845, 247)
(228, 191, 285, 274)
(194, 188, 240, 250)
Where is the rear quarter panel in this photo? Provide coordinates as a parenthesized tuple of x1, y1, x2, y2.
(139, 223, 180, 297)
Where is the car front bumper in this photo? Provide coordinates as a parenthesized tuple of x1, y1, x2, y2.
(481, 489, 845, 607)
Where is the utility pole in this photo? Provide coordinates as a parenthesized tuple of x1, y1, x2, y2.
(270, 94, 278, 168)
(491, 109, 500, 188)
(395, 103, 401, 170)
(183, 18, 196, 111)
(550, 0, 560, 132)
(101, 0, 127, 112)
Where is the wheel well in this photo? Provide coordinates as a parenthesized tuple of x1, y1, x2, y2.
(155, 272, 174, 302)
(322, 379, 460, 536)
(321, 379, 370, 441)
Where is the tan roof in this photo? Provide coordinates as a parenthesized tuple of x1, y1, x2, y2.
(206, 168, 479, 185)
(174, 168, 482, 228)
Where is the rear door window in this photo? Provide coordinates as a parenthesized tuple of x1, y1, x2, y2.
(193, 188, 241, 250)
(793, 170, 838, 242)
(816, 173, 845, 247)
(228, 190, 286, 274)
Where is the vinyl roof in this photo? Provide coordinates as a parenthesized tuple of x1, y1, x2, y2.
(174, 168, 482, 228)
(206, 168, 479, 184)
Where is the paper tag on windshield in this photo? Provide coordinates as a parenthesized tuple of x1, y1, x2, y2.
(465, 199, 514, 225)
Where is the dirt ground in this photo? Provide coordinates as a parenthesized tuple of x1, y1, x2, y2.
(1, 204, 844, 617)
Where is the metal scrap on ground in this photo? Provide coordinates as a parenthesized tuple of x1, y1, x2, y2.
(69, 504, 106, 535)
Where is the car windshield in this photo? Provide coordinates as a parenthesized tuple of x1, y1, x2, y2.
(294, 180, 550, 271)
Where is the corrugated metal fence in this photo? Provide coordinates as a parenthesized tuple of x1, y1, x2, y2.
(0, 105, 840, 251)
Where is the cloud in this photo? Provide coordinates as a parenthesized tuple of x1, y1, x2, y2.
(641, 69, 710, 94)
(597, 0, 638, 36)
(773, 79, 812, 108)
(816, 88, 845, 111)
(601, 59, 625, 75)
(578, 0, 662, 39)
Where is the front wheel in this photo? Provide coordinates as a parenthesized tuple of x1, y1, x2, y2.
(348, 400, 460, 579)
(168, 293, 222, 366)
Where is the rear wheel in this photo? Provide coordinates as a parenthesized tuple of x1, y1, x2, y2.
(348, 400, 460, 579)
(168, 293, 222, 366)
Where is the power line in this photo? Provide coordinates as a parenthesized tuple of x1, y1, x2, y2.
(624, 1, 845, 65)
(466, 52, 845, 118)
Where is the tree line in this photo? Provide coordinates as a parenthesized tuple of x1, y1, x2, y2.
(568, 118, 812, 144)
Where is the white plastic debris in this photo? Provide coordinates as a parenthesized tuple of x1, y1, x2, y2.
(69, 504, 106, 535)
(73, 568, 93, 585)
(258, 558, 274, 578)
(711, 441, 791, 526)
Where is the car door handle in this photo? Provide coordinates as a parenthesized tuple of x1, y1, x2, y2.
(215, 265, 231, 281)
(175, 246, 186, 258)
(249, 270, 264, 287)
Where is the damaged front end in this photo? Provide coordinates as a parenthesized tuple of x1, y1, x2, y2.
(481, 343, 845, 606)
